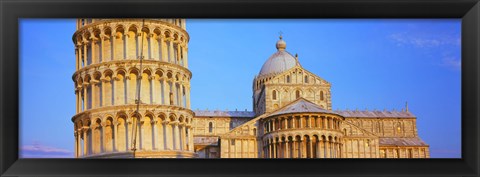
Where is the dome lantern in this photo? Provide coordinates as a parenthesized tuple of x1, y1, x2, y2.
(276, 35, 286, 51)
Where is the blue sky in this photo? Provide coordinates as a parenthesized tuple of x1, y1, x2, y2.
(20, 19, 461, 158)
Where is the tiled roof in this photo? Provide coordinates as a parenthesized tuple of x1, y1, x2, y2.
(334, 110, 416, 118)
(194, 110, 255, 118)
(379, 137, 428, 147)
(268, 98, 338, 117)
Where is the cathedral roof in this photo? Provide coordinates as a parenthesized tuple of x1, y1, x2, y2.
(258, 36, 298, 77)
(194, 110, 255, 118)
(379, 137, 429, 147)
(268, 98, 340, 117)
(334, 110, 416, 118)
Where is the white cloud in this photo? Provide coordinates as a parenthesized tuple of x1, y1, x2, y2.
(20, 142, 73, 158)
(440, 56, 461, 70)
(388, 32, 460, 48)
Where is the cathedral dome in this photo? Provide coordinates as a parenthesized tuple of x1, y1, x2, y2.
(258, 36, 297, 77)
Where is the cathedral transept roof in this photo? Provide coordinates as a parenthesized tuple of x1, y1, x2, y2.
(268, 98, 339, 117)
(334, 110, 416, 118)
(194, 110, 255, 118)
(379, 137, 429, 147)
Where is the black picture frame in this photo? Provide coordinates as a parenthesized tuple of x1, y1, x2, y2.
(1, 0, 479, 176)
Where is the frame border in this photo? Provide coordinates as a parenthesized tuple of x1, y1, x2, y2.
(1, 0, 479, 176)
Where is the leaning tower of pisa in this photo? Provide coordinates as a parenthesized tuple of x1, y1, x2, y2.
(71, 19, 195, 158)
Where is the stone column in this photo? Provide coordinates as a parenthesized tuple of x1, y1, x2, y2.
(285, 140, 290, 158)
(158, 122, 164, 150)
(136, 32, 141, 59)
(91, 39, 96, 64)
(75, 47, 79, 70)
(101, 123, 106, 153)
(124, 34, 129, 59)
(90, 124, 96, 154)
(90, 80, 98, 108)
(320, 140, 324, 158)
(148, 34, 153, 59)
(83, 128, 88, 156)
(150, 76, 156, 104)
(74, 132, 78, 157)
(114, 122, 118, 152)
(126, 120, 132, 151)
(172, 82, 177, 106)
(273, 140, 277, 158)
(174, 121, 180, 150)
(184, 45, 188, 68)
(299, 117, 303, 128)
(309, 138, 313, 158)
(83, 86, 88, 110)
(316, 139, 321, 158)
(180, 84, 185, 107)
(100, 36, 105, 62)
(159, 37, 165, 61)
(324, 118, 328, 129)
(168, 39, 174, 62)
(178, 124, 183, 150)
(189, 126, 194, 151)
(186, 85, 191, 109)
(182, 124, 187, 150)
(77, 44, 83, 68)
(339, 143, 343, 158)
(125, 76, 130, 104)
(137, 121, 143, 150)
(101, 79, 107, 106)
(292, 139, 297, 158)
(83, 42, 88, 67)
(326, 140, 330, 158)
(266, 140, 270, 158)
(75, 90, 79, 113)
(112, 76, 118, 106)
(149, 117, 158, 150)
(112, 31, 116, 60)
(162, 80, 167, 104)
(164, 121, 171, 150)
(176, 43, 181, 64)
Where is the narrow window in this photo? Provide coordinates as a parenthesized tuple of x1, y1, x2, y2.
(304, 76, 308, 83)
(296, 90, 301, 99)
(253, 128, 257, 136)
(272, 90, 277, 100)
(286, 75, 290, 83)
(320, 91, 324, 101)
(231, 139, 235, 146)
(208, 122, 213, 133)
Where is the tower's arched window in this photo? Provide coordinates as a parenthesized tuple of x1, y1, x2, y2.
(304, 76, 309, 83)
(272, 90, 277, 100)
(320, 91, 324, 101)
(286, 75, 290, 83)
(296, 90, 301, 99)
(208, 122, 213, 133)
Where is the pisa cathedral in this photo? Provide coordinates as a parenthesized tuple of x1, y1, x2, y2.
(71, 19, 430, 158)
